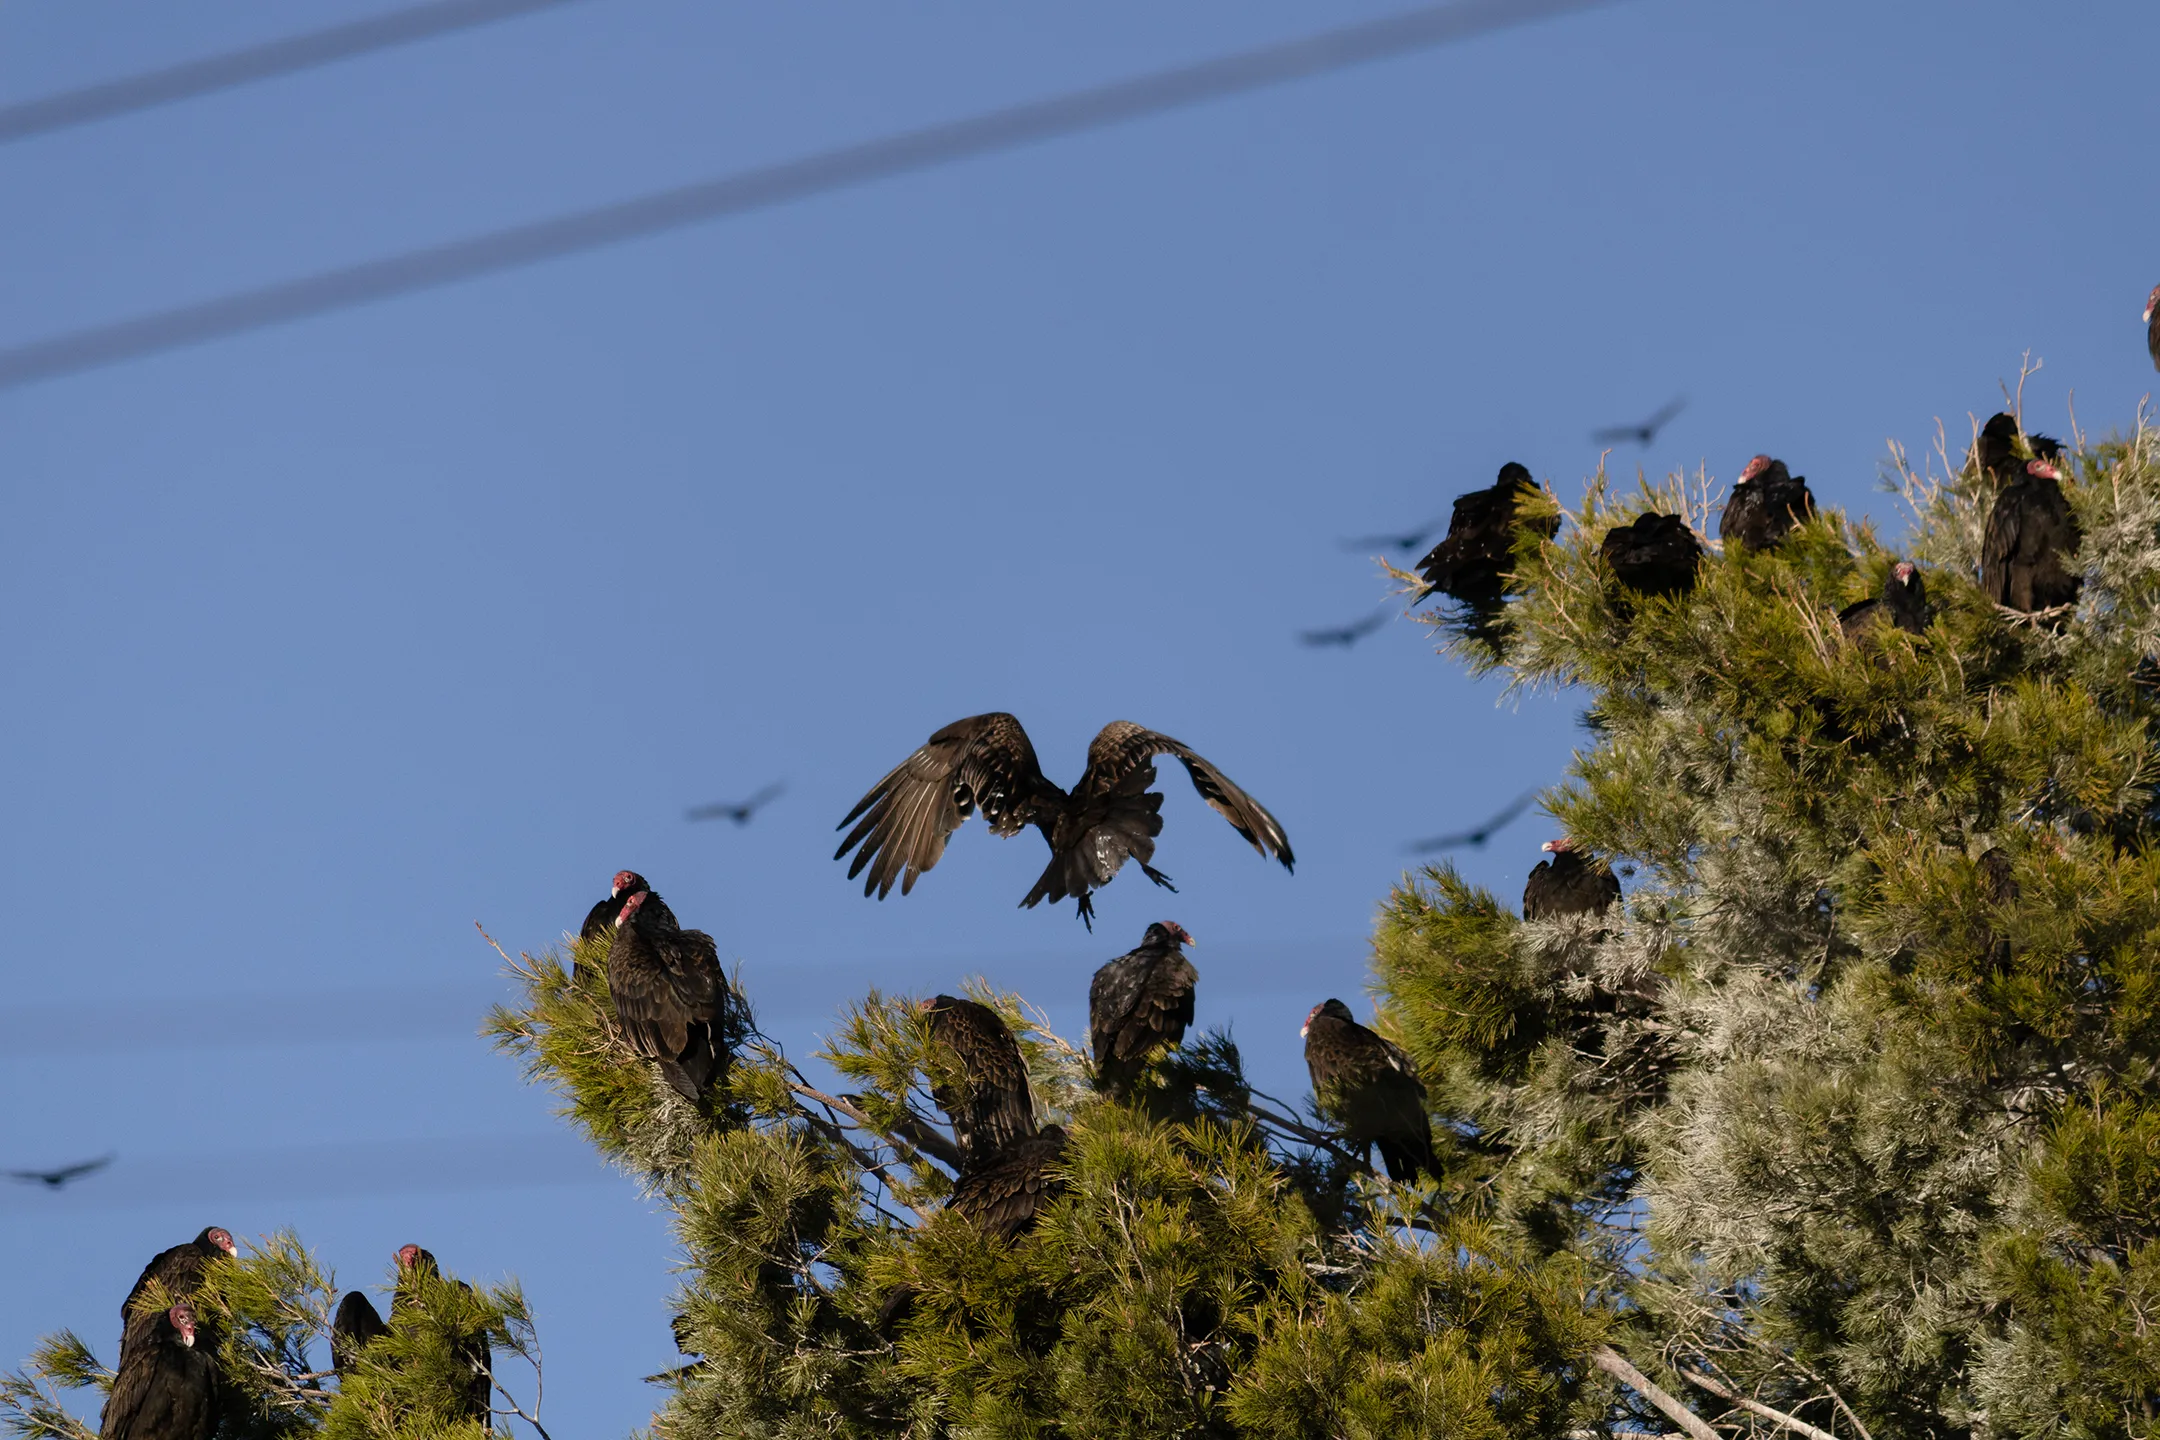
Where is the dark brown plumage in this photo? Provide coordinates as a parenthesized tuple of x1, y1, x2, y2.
(1599, 512, 1702, 597)
(2145, 284, 2159, 373)
(1413, 462, 1558, 609)
(1838, 561, 1928, 639)
(923, 995, 1036, 1169)
(606, 889, 730, 1101)
(1301, 1000, 1434, 1183)
(947, 1125, 1070, 1241)
(835, 714, 1293, 928)
(578, 870, 675, 943)
(392, 1245, 491, 1427)
(1719, 455, 1816, 551)
(117, 1228, 233, 1382)
(1974, 412, 2065, 483)
(100, 1303, 216, 1440)
(331, 1291, 388, 1379)
(1089, 922, 1198, 1097)
(1522, 839, 1621, 920)
(1981, 457, 2082, 614)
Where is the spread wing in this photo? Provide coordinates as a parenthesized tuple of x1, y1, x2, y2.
(835, 713, 1060, 899)
(1081, 723, 1294, 872)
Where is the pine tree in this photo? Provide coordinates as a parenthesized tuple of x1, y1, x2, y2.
(9, 406, 2158, 1439)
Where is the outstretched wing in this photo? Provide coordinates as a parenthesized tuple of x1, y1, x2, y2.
(835, 713, 1059, 899)
(1083, 723, 1295, 872)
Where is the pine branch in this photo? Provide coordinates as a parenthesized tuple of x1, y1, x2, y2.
(1677, 1365, 1843, 1440)
(1592, 1346, 1719, 1440)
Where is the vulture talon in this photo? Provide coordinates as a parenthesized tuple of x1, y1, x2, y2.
(1140, 863, 1178, 893)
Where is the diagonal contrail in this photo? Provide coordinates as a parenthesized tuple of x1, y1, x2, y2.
(0, 0, 1619, 393)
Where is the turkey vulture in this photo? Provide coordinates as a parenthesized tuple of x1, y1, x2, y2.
(2145, 284, 2159, 372)
(1089, 922, 1198, 1097)
(835, 714, 1293, 929)
(1413, 463, 1559, 608)
(606, 890, 730, 1101)
(1719, 455, 1815, 551)
(6, 1153, 113, 1189)
(331, 1291, 388, 1379)
(100, 1302, 216, 1440)
(578, 870, 676, 944)
(119, 1227, 234, 1373)
(1599, 512, 1702, 597)
(1522, 839, 1620, 920)
(1592, 396, 1687, 448)
(922, 995, 1036, 1168)
(686, 781, 786, 825)
(1974, 412, 2064, 483)
(948, 1125, 1070, 1241)
(391, 1245, 492, 1425)
(1981, 458, 2082, 614)
(1838, 561, 1928, 639)
(1301, 1000, 1434, 1183)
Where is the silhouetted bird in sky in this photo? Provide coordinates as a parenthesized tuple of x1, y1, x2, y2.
(1592, 396, 1686, 448)
(836, 714, 1293, 929)
(1522, 838, 1621, 920)
(1302, 999, 1434, 1183)
(1298, 607, 1390, 648)
(6, 1153, 113, 1189)
(1719, 455, 1815, 551)
(1406, 791, 1538, 854)
(2146, 284, 2159, 372)
(686, 781, 785, 825)
(1340, 518, 1450, 554)
(1982, 457, 2082, 614)
(1838, 561, 1928, 639)
(1414, 463, 1558, 610)
(1600, 512, 1702, 597)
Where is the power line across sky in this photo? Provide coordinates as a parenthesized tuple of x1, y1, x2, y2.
(0, 0, 1617, 393)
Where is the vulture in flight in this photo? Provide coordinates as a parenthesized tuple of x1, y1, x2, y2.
(922, 995, 1037, 1169)
(391, 1245, 492, 1426)
(1600, 512, 1702, 597)
(1719, 455, 1815, 551)
(1089, 922, 1198, 1097)
(948, 1125, 1070, 1242)
(1301, 1000, 1434, 1184)
(607, 890, 730, 1101)
(835, 714, 1294, 928)
(331, 1291, 389, 1379)
(2145, 284, 2159, 372)
(1838, 561, 1928, 639)
(1413, 462, 1559, 609)
(1981, 457, 2081, 614)
(579, 870, 675, 943)
(100, 1302, 216, 1440)
(1522, 839, 1621, 920)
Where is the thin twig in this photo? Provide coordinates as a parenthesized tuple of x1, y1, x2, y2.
(1678, 1365, 1840, 1440)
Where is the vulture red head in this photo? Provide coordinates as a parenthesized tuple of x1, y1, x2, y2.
(2146, 284, 2158, 324)
(1738, 454, 1776, 483)
(397, 1244, 423, 1272)
(199, 1226, 236, 1257)
(167, 1303, 197, 1347)
(2026, 459, 2065, 482)
(1151, 921, 1195, 947)
(1300, 998, 1353, 1038)
(611, 870, 644, 898)
(616, 890, 648, 927)
(1541, 838, 1580, 854)
(1893, 561, 1917, 584)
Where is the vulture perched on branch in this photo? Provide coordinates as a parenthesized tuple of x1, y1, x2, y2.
(2145, 284, 2159, 372)
(579, 870, 673, 943)
(1981, 457, 2082, 614)
(607, 890, 731, 1102)
(1089, 922, 1198, 1097)
(1302, 1000, 1435, 1184)
(117, 1228, 234, 1378)
(1600, 512, 1702, 597)
(391, 1245, 492, 1426)
(922, 995, 1037, 1169)
(100, 1302, 216, 1440)
(948, 1126, 1070, 1242)
(1719, 455, 1815, 551)
(331, 1291, 389, 1379)
(1412, 462, 1558, 609)
(1522, 839, 1621, 920)
(1838, 561, 1928, 639)
(835, 714, 1293, 929)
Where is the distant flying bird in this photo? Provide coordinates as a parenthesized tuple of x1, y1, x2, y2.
(835, 714, 1293, 929)
(922, 995, 1037, 1169)
(1522, 839, 1621, 920)
(1600, 512, 1703, 598)
(1301, 999, 1434, 1183)
(101, 1301, 216, 1440)
(606, 889, 731, 1101)
(1339, 517, 1451, 554)
(1719, 455, 1816, 551)
(1838, 561, 1928, 639)
(1298, 607, 1391, 648)
(1089, 922, 1198, 1098)
(686, 781, 786, 825)
(1592, 396, 1686, 448)
(6, 1153, 113, 1189)
(1413, 463, 1559, 610)
(2145, 284, 2159, 372)
(1981, 458, 2082, 614)
(1406, 791, 1538, 855)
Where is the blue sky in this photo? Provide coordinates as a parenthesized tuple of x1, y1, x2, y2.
(2, 1, 2155, 1432)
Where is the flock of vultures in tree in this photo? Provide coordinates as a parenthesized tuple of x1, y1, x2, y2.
(64, 294, 2155, 1439)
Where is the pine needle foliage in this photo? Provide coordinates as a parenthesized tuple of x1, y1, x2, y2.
(1382, 415, 2160, 1437)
